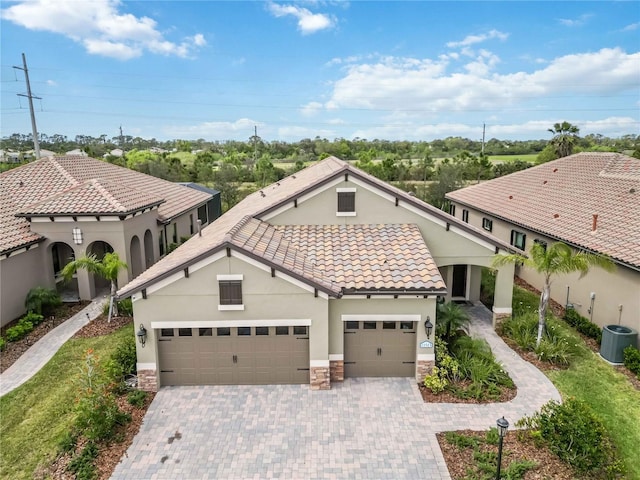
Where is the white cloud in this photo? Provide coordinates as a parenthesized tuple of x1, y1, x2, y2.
(622, 22, 640, 32)
(558, 13, 593, 27)
(277, 125, 336, 139)
(322, 48, 639, 115)
(46, 79, 57, 86)
(446, 29, 509, 48)
(300, 101, 323, 116)
(267, 2, 335, 34)
(1, 0, 206, 60)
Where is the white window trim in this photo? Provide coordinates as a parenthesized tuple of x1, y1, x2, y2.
(341, 314, 421, 322)
(218, 304, 245, 311)
(336, 187, 357, 193)
(217, 274, 244, 281)
(151, 319, 312, 329)
(336, 211, 357, 217)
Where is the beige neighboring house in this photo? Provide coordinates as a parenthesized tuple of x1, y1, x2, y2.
(117, 156, 519, 392)
(446, 152, 640, 339)
(0, 155, 220, 326)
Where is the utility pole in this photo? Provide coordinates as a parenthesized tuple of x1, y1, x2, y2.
(13, 53, 41, 159)
(119, 125, 124, 147)
(481, 123, 486, 156)
(253, 125, 258, 165)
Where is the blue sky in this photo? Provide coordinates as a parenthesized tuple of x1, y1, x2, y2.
(1, 1, 639, 143)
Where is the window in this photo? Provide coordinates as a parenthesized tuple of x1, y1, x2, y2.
(172, 223, 178, 244)
(199, 328, 212, 336)
(256, 327, 269, 336)
(293, 326, 308, 335)
(462, 209, 469, 223)
(345, 321, 359, 330)
(217, 327, 231, 336)
(160, 328, 174, 337)
(237, 327, 251, 336)
(510, 230, 526, 250)
(190, 214, 194, 235)
(400, 322, 414, 330)
(178, 328, 192, 336)
(449, 204, 456, 216)
(159, 231, 165, 256)
(363, 322, 377, 330)
(336, 187, 356, 216)
(482, 218, 493, 232)
(275, 326, 289, 335)
(534, 239, 548, 252)
(197, 204, 208, 225)
(383, 322, 396, 330)
(219, 280, 242, 305)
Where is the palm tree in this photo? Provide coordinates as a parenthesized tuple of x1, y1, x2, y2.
(436, 301, 470, 344)
(493, 242, 614, 347)
(25, 286, 61, 316)
(61, 252, 128, 322)
(548, 121, 580, 158)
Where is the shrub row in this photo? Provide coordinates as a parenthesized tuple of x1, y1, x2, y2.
(4, 312, 44, 342)
(564, 308, 602, 343)
(623, 345, 640, 379)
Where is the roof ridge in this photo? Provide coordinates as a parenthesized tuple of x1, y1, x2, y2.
(88, 178, 127, 211)
(225, 215, 255, 242)
(47, 156, 80, 188)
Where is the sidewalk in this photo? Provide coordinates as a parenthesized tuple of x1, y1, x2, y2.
(0, 296, 107, 397)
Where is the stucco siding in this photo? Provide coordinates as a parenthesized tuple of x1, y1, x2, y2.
(1, 247, 48, 326)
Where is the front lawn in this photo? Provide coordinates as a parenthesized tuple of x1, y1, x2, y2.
(0, 324, 132, 480)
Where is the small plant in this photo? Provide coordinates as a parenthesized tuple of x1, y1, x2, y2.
(22, 311, 44, 326)
(484, 426, 499, 445)
(127, 389, 147, 408)
(57, 430, 78, 454)
(5, 317, 34, 342)
(444, 431, 480, 449)
(102, 298, 133, 317)
(24, 286, 61, 316)
(67, 441, 98, 480)
(0, 336, 5, 351)
(105, 333, 137, 384)
(623, 345, 640, 378)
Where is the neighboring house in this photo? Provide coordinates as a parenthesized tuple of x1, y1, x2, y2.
(0, 150, 22, 163)
(446, 152, 640, 339)
(117, 156, 519, 392)
(0, 155, 221, 326)
(65, 149, 88, 156)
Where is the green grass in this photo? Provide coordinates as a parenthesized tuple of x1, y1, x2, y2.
(170, 151, 195, 165)
(487, 153, 538, 163)
(0, 324, 133, 480)
(548, 347, 640, 479)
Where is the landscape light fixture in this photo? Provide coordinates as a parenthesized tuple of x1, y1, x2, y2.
(424, 316, 433, 337)
(136, 324, 147, 347)
(496, 416, 509, 480)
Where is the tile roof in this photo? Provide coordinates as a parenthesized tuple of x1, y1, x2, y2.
(0, 156, 212, 255)
(117, 156, 485, 298)
(276, 223, 446, 293)
(446, 152, 640, 268)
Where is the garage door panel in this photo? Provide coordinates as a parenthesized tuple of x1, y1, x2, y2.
(158, 325, 309, 386)
(344, 321, 416, 378)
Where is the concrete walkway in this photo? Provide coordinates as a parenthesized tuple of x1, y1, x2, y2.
(0, 296, 107, 397)
(111, 304, 561, 480)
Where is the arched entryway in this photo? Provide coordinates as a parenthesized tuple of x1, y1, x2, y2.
(144, 229, 154, 268)
(50, 242, 79, 301)
(130, 236, 143, 278)
(87, 240, 114, 294)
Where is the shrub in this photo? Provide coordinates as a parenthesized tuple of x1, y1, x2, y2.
(512, 288, 540, 318)
(127, 389, 147, 408)
(623, 345, 640, 378)
(5, 318, 34, 342)
(22, 311, 44, 326)
(102, 298, 133, 317)
(74, 349, 130, 442)
(57, 430, 78, 453)
(24, 286, 61, 316)
(564, 308, 602, 343)
(67, 441, 98, 480)
(444, 431, 480, 449)
(105, 333, 137, 383)
(518, 398, 624, 477)
(0, 337, 5, 351)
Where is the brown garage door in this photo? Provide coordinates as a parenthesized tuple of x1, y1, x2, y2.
(158, 326, 309, 386)
(344, 321, 416, 377)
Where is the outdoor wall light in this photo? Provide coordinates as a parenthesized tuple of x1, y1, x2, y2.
(136, 324, 147, 347)
(424, 316, 433, 337)
(72, 227, 83, 245)
(496, 416, 509, 480)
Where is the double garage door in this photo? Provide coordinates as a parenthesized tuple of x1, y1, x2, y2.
(158, 326, 309, 386)
(344, 320, 416, 377)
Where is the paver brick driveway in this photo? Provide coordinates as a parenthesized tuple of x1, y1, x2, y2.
(111, 306, 560, 479)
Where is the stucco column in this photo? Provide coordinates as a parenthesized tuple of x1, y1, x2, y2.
(76, 269, 94, 300)
(492, 262, 515, 328)
(309, 305, 330, 390)
(416, 298, 437, 383)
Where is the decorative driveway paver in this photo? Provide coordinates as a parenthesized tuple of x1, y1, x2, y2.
(111, 304, 560, 479)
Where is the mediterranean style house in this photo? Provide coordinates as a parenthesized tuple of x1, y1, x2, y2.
(446, 152, 640, 340)
(117, 156, 519, 391)
(0, 155, 220, 326)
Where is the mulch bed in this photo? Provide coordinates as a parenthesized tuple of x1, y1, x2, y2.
(72, 314, 133, 338)
(419, 381, 517, 404)
(0, 301, 90, 373)
(437, 429, 577, 480)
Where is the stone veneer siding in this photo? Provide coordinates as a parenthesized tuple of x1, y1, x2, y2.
(415, 360, 435, 384)
(492, 312, 511, 329)
(310, 366, 331, 390)
(138, 369, 158, 392)
(330, 360, 344, 382)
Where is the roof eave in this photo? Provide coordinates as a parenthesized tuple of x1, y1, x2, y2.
(15, 200, 165, 219)
(1, 237, 45, 257)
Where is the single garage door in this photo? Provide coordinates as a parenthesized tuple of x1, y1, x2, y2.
(158, 326, 309, 386)
(344, 320, 416, 377)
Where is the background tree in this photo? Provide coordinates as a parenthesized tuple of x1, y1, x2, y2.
(427, 160, 465, 210)
(493, 242, 614, 347)
(548, 121, 580, 158)
(61, 252, 128, 322)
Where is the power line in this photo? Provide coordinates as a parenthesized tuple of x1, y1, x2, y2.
(12, 53, 41, 158)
